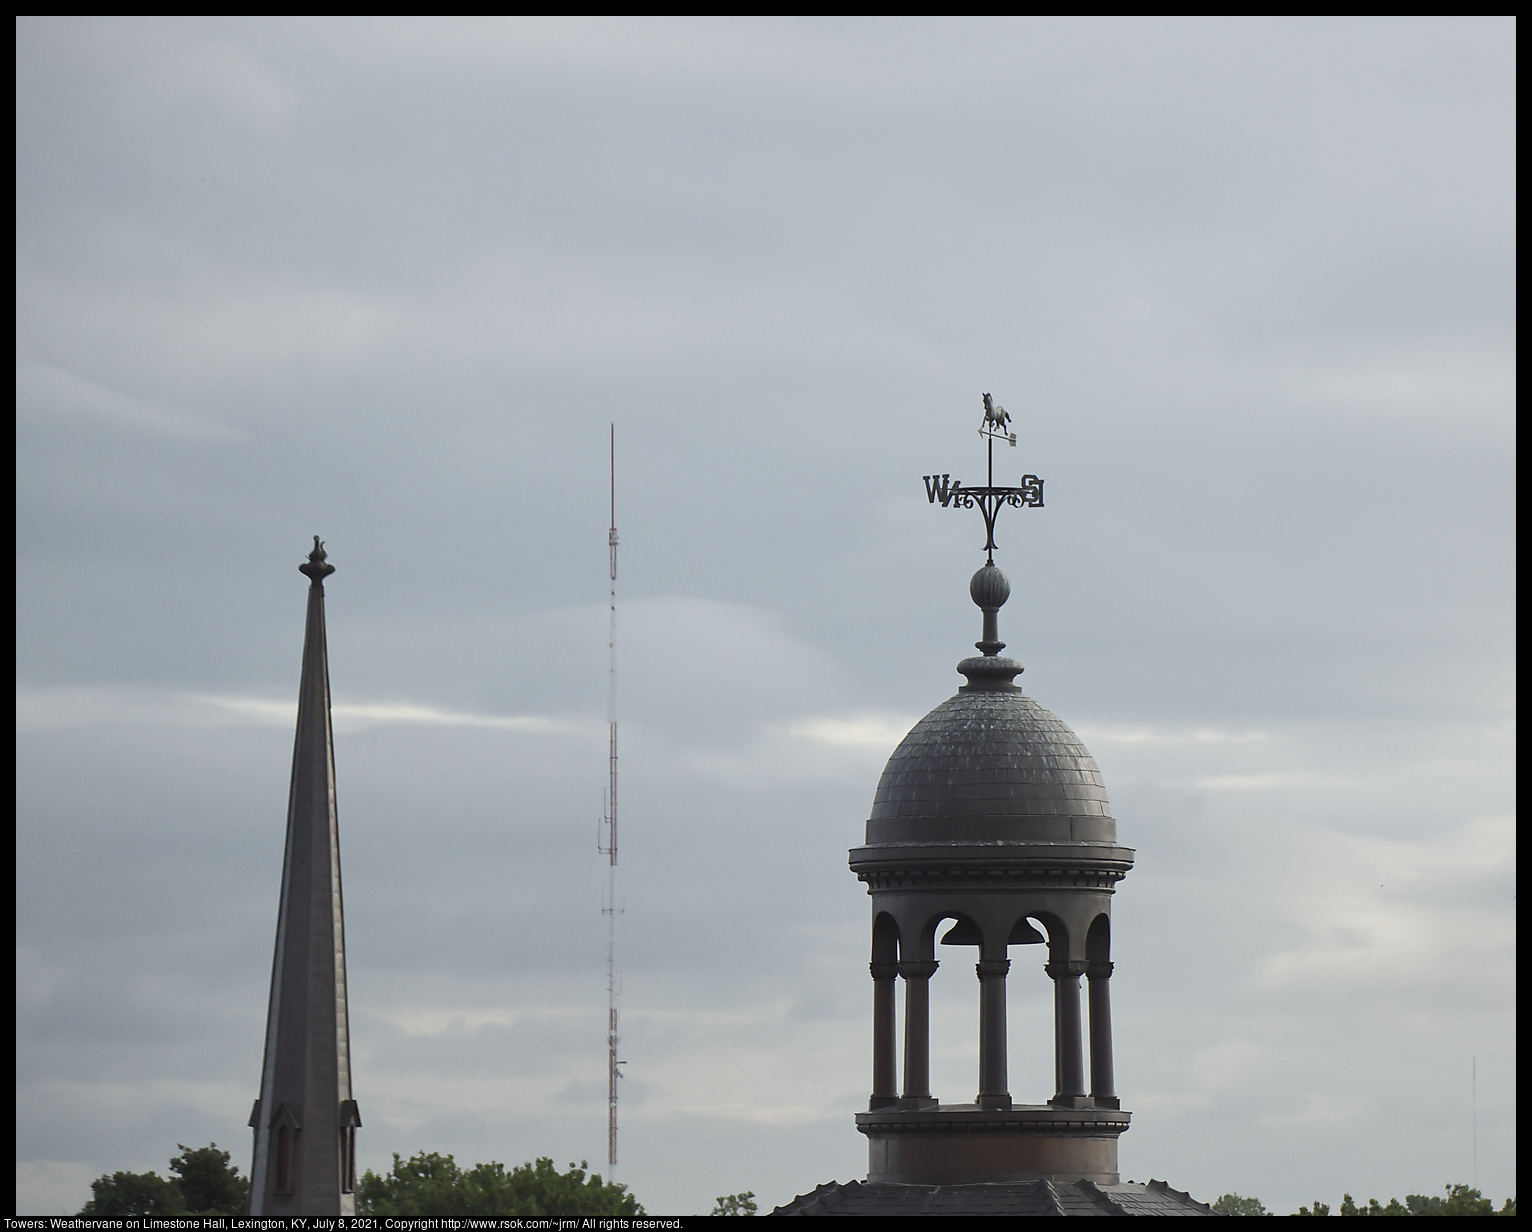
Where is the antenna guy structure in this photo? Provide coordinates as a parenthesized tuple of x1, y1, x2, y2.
(598, 425, 623, 1169)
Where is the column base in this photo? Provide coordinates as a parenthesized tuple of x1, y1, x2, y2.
(898, 1095, 939, 1110)
(1092, 1094, 1120, 1110)
(1049, 1094, 1093, 1110)
(858, 1104, 1130, 1185)
(868, 1095, 900, 1110)
(977, 1093, 1013, 1110)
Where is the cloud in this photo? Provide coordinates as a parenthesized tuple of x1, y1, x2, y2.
(781, 714, 917, 751)
(14, 685, 588, 736)
(17, 362, 248, 443)
(16, 1161, 97, 1218)
(1075, 724, 1270, 746)
(1180, 771, 1357, 791)
(366, 1006, 583, 1040)
(1251, 814, 1514, 993)
(1188, 1038, 1274, 1092)
(1275, 346, 1516, 421)
(203, 695, 589, 735)
(23, 18, 297, 137)
(1260, 1092, 1368, 1126)
(18, 264, 411, 386)
(663, 1101, 831, 1128)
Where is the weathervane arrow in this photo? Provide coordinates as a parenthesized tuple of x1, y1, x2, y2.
(922, 391, 1043, 563)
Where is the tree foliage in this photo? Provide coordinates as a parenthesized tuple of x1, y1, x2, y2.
(1215, 1184, 1514, 1217)
(1213, 1192, 1271, 1215)
(711, 1191, 758, 1215)
(1338, 1185, 1515, 1216)
(356, 1152, 643, 1217)
(169, 1142, 251, 1215)
(79, 1143, 248, 1217)
(79, 1171, 187, 1217)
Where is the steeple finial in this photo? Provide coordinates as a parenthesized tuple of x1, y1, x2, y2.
(299, 536, 335, 587)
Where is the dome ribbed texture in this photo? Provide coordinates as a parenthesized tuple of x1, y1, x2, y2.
(867, 690, 1116, 845)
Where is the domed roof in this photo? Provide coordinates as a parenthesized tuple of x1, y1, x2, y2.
(866, 686, 1116, 846)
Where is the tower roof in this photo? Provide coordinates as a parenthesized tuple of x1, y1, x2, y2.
(772, 1178, 1218, 1216)
(867, 688, 1116, 847)
(860, 558, 1119, 851)
(851, 561, 1134, 882)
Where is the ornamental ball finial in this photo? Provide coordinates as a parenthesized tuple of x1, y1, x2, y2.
(969, 563, 1010, 611)
(299, 536, 336, 586)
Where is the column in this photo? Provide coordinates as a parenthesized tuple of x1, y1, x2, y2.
(1087, 960, 1118, 1109)
(869, 962, 899, 1109)
(1046, 960, 1088, 1107)
(898, 960, 939, 1108)
(976, 958, 1012, 1109)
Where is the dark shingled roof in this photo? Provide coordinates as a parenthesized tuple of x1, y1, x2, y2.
(866, 690, 1118, 845)
(770, 1178, 1218, 1216)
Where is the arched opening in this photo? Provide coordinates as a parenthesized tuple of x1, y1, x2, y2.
(1002, 913, 1051, 1105)
(926, 912, 983, 1104)
(872, 911, 900, 965)
(1086, 914, 1110, 964)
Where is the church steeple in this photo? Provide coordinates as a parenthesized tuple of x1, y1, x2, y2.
(248, 538, 359, 1216)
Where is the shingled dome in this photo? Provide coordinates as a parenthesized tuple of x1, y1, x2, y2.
(866, 687, 1117, 847)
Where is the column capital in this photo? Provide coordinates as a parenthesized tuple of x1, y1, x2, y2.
(869, 962, 900, 981)
(1045, 960, 1088, 981)
(1086, 960, 1114, 980)
(897, 959, 940, 981)
(975, 958, 1011, 979)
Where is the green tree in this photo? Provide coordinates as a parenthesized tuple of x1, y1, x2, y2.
(711, 1191, 758, 1215)
(357, 1151, 642, 1216)
(1340, 1192, 1406, 1215)
(79, 1171, 188, 1217)
(1403, 1184, 1508, 1215)
(169, 1142, 250, 1215)
(79, 1144, 249, 1218)
(1213, 1192, 1270, 1216)
(1295, 1199, 1331, 1216)
(1327, 1184, 1515, 1216)
(357, 1150, 465, 1215)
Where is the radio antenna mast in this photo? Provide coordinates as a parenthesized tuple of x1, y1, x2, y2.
(599, 424, 622, 1169)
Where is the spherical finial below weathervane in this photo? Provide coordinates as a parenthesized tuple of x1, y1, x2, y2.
(970, 562, 1011, 611)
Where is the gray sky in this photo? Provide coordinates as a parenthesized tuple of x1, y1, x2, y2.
(16, 17, 1515, 1216)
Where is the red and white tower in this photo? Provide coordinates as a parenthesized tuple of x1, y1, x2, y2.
(599, 425, 622, 1169)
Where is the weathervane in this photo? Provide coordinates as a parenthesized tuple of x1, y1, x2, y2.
(923, 392, 1044, 564)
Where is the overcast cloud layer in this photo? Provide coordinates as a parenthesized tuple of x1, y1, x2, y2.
(16, 17, 1515, 1216)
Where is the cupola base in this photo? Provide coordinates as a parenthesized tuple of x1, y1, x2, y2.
(858, 1104, 1129, 1186)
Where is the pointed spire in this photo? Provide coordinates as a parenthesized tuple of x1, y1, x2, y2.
(248, 539, 358, 1215)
